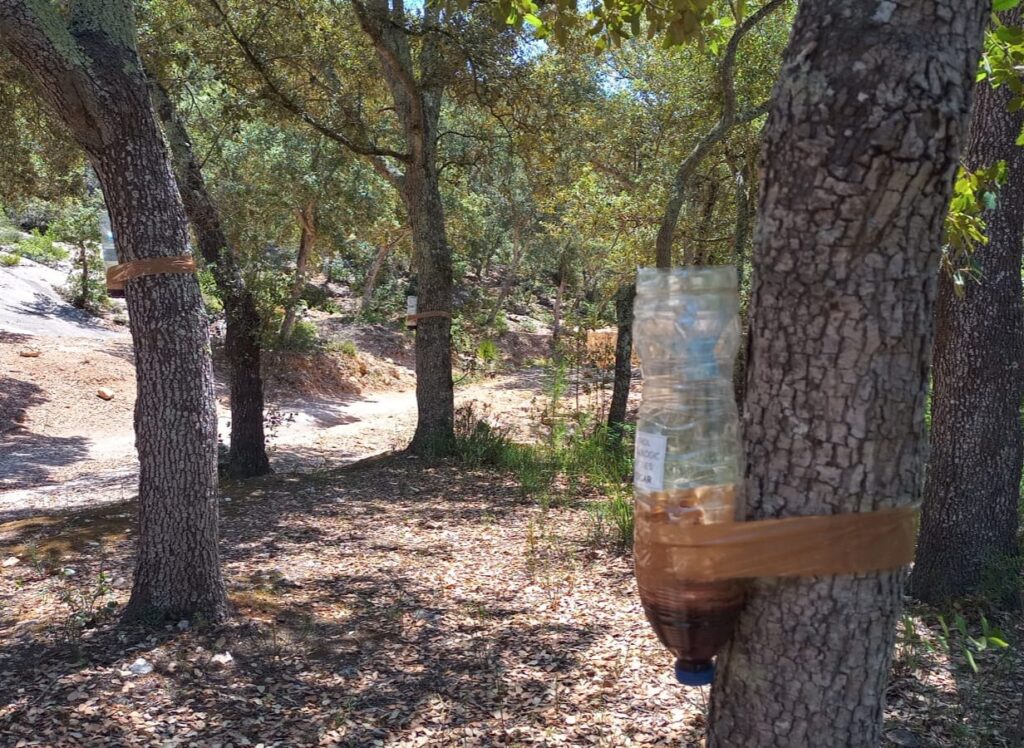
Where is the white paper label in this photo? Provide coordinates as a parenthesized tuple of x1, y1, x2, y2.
(634, 431, 667, 491)
(406, 296, 418, 316)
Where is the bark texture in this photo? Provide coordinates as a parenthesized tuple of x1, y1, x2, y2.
(356, 0, 455, 455)
(149, 75, 270, 480)
(911, 11, 1024, 607)
(0, 0, 227, 621)
(607, 282, 635, 440)
(709, 2, 988, 745)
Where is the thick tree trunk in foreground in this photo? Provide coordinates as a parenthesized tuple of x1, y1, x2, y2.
(0, 0, 228, 621)
(279, 202, 316, 347)
(607, 282, 635, 441)
(709, 2, 987, 745)
(911, 25, 1024, 607)
(149, 76, 270, 480)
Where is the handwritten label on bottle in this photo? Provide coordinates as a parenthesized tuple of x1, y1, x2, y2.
(634, 431, 667, 491)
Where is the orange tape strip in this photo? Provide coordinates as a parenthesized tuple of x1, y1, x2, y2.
(408, 311, 452, 321)
(636, 506, 919, 581)
(106, 256, 196, 291)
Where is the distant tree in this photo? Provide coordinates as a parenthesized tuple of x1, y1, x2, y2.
(0, 0, 227, 621)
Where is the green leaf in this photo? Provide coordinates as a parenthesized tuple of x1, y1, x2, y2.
(994, 0, 1022, 11)
(982, 191, 997, 210)
(964, 647, 979, 673)
(987, 636, 1010, 648)
(523, 13, 543, 28)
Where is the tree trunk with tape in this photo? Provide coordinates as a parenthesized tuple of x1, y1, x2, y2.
(0, 0, 228, 621)
(403, 159, 455, 455)
(149, 75, 270, 480)
(911, 11, 1024, 608)
(708, 2, 987, 746)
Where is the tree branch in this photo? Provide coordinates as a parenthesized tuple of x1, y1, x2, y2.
(205, 0, 409, 185)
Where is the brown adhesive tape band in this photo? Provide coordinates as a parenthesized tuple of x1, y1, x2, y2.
(637, 506, 918, 581)
(106, 256, 197, 290)
(408, 311, 452, 321)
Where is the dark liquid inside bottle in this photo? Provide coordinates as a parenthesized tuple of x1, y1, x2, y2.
(637, 579, 747, 671)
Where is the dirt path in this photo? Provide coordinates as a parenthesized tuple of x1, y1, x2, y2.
(0, 335, 546, 521)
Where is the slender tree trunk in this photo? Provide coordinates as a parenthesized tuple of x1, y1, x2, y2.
(709, 2, 987, 745)
(79, 244, 89, 307)
(149, 76, 270, 479)
(279, 202, 315, 346)
(404, 161, 455, 455)
(552, 272, 566, 349)
(732, 158, 753, 407)
(607, 282, 635, 441)
(911, 17, 1024, 607)
(0, 0, 228, 622)
(361, 239, 394, 313)
(486, 223, 524, 328)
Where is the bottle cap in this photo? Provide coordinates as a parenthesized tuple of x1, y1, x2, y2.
(675, 658, 715, 687)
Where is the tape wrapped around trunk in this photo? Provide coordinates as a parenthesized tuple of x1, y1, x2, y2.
(106, 256, 196, 290)
(635, 504, 919, 582)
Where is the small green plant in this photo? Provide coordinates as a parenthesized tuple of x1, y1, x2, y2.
(1, 252, 19, 266)
(17, 227, 68, 267)
(587, 494, 635, 549)
(0, 226, 23, 245)
(937, 612, 1010, 674)
(197, 267, 224, 314)
(327, 339, 358, 357)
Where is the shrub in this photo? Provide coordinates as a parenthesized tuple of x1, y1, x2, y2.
(277, 318, 321, 352)
(328, 339, 358, 357)
(17, 228, 68, 267)
(1, 252, 20, 267)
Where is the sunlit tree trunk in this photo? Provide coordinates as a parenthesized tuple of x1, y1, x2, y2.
(709, 1, 988, 744)
(0, 0, 227, 621)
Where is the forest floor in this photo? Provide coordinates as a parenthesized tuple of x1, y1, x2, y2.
(1, 299, 1022, 745)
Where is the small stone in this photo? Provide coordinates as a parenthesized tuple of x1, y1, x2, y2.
(176, 620, 190, 631)
(18, 350, 40, 358)
(97, 387, 115, 401)
(128, 658, 153, 675)
(2, 557, 19, 567)
(211, 652, 234, 666)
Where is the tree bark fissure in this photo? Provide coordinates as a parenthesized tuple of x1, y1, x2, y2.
(709, 2, 988, 745)
(911, 8, 1024, 607)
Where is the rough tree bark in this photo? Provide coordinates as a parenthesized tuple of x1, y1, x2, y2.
(653, 0, 783, 268)
(709, 2, 988, 745)
(355, 0, 455, 455)
(607, 282, 635, 441)
(911, 8, 1024, 608)
(279, 201, 316, 346)
(0, 0, 227, 621)
(148, 75, 270, 480)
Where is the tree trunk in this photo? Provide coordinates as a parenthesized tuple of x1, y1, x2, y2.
(607, 282, 635, 441)
(910, 17, 1024, 608)
(552, 273, 566, 351)
(361, 239, 395, 313)
(149, 75, 270, 480)
(0, 0, 228, 622)
(279, 201, 315, 346)
(486, 223, 524, 328)
(708, 2, 987, 745)
(732, 158, 753, 408)
(403, 161, 455, 455)
(79, 243, 89, 307)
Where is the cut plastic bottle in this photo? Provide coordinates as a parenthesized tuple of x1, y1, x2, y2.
(632, 266, 747, 687)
